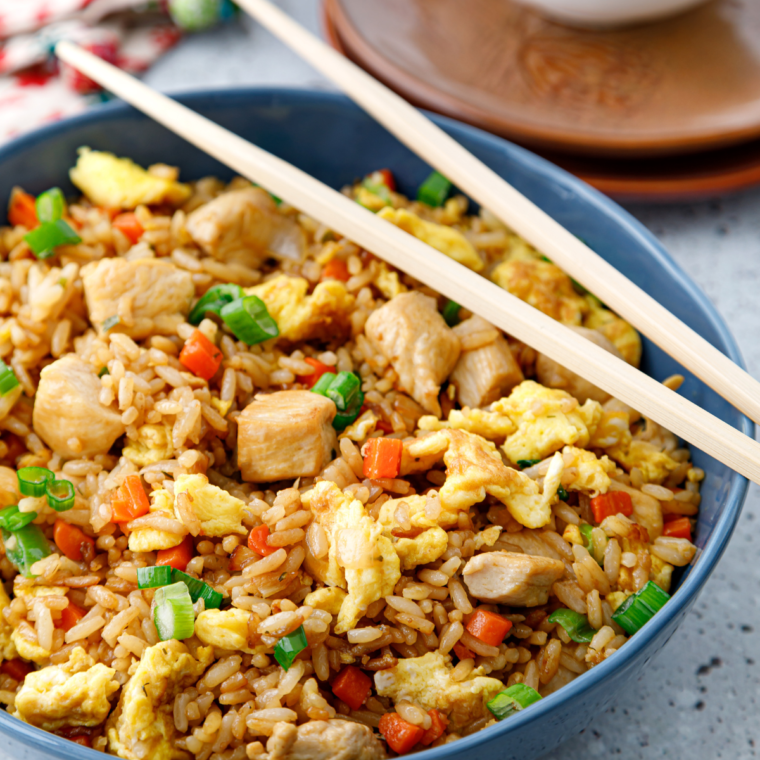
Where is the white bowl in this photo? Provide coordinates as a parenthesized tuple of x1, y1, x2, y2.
(517, 0, 710, 28)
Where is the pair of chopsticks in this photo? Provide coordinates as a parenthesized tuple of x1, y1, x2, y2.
(54, 38, 760, 486)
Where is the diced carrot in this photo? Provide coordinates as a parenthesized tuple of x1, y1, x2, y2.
(57, 601, 86, 632)
(465, 609, 513, 648)
(179, 329, 223, 381)
(70, 736, 92, 748)
(375, 169, 396, 191)
(156, 535, 194, 572)
(53, 519, 95, 563)
(248, 524, 278, 557)
(297, 357, 333, 388)
(112, 212, 144, 244)
(321, 258, 350, 282)
(378, 712, 425, 754)
(110, 474, 150, 523)
(363, 437, 404, 480)
(453, 642, 475, 661)
(662, 516, 692, 540)
(7, 188, 38, 230)
(332, 665, 372, 711)
(420, 710, 448, 746)
(0, 659, 33, 681)
(590, 491, 633, 523)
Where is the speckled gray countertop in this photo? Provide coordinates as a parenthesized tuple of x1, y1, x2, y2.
(37, 2, 760, 758)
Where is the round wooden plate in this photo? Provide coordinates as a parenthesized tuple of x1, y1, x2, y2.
(323, 0, 760, 159)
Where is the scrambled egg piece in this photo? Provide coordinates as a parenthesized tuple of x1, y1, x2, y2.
(195, 609, 258, 653)
(123, 424, 173, 467)
(418, 407, 516, 442)
(589, 411, 631, 449)
(0, 585, 17, 661)
(340, 409, 379, 442)
(393, 529, 449, 572)
(107, 641, 213, 760)
(303, 587, 347, 616)
(491, 258, 588, 324)
(13, 582, 67, 600)
(606, 440, 679, 485)
(70, 149, 191, 209)
(374, 261, 407, 299)
(561, 446, 615, 496)
(14, 647, 118, 730)
(493, 381, 602, 464)
(0, 466, 21, 508)
(377, 208, 483, 271)
(374, 652, 503, 730)
(402, 429, 561, 529)
(650, 554, 674, 592)
(128, 489, 184, 553)
(246, 276, 354, 343)
(12, 626, 50, 664)
(306, 482, 400, 634)
(173, 474, 248, 537)
(584, 295, 642, 367)
(606, 591, 629, 613)
(474, 525, 502, 550)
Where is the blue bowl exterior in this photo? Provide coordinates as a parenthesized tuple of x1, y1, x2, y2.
(0, 88, 751, 760)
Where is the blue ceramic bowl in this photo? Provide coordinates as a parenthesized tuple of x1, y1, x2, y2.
(0, 89, 751, 760)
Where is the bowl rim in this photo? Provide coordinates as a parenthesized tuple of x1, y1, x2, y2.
(0, 86, 751, 759)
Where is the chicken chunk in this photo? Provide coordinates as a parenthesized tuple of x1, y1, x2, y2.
(107, 640, 213, 760)
(462, 551, 565, 607)
(173, 473, 248, 537)
(14, 647, 119, 731)
(365, 292, 460, 415)
(33, 355, 125, 459)
(535, 326, 622, 404)
(238, 391, 337, 482)
(374, 652, 502, 730)
(185, 187, 305, 266)
(82, 258, 194, 339)
(266, 719, 387, 760)
(450, 318, 524, 408)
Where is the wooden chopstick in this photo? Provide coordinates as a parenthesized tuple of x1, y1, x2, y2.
(54, 41, 760, 485)
(237, 0, 760, 430)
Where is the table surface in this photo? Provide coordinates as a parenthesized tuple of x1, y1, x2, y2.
(45, 3, 760, 758)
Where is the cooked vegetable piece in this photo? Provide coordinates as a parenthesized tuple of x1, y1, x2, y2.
(111, 212, 144, 244)
(189, 283, 244, 325)
(24, 219, 81, 259)
(332, 390, 364, 432)
(297, 357, 334, 388)
(326, 371, 361, 412)
(53, 520, 94, 563)
(486, 683, 542, 720)
(45, 479, 75, 512)
(248, 524, 278, 557)
(310, 371, 337, 396)
(0, 505, 36, 532)
(110, 475, 151, 523)
(8, 188, 39, 229)
(547, 608, 597, 643)
(137, 565, 173, 589)
(662, 516, 692, 539)
(465, 609, 513, 647)
(0, 360, 19, 397)
(378, 712, 425, 754)
(58, 602, 86, 632)
(179, 329, 223, 381)
(580, 523, 594, 552)
(3, 524, 51, 576)
(172, 569, 223, 610)
(612, 581, 670, 635)
(35, 188, 65, 224)
(331, 665, 372, 710)
(153, 582, 195, 641)
(156, 535, 194, 572)
(453, 642, 475, 661)
(274, 625, 308, 671)
(441, 299, 461, 327)
(17, 467, 53, 497)
(557, 484, 569, 501)
(220, 295, 279, 345)
(590, 491, 633, 522)
(363, 437, 403, 480)
(420, 709, 449, 746)
(321, 258, 350, 282)
(517, 459, 542, 470)
(417, 170, 452, 207)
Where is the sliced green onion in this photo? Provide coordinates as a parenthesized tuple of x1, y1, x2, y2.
(417, 171, 452, 207)
(17, 467, 53, 498)
(516, 459, 541, 470)
(98, 367, 109, 378)
(547, 608, 597, 643)
(487, 683, 542, 720)
(220, 296, 279, 345)
(2, 524, 51, 578)
(45, 479, 75, 512)
(274, 625, 308, 671)
(102, 315, 120, 332)
(189, 283, 244, 326)
(153, 582, 195, 641)
(172, 569, 223, 610)
(557, 485, 568, 501)
(361, 178, 391, 204)
(137, 565, 173, 589)
(0, 360, 19, 397)
(442, 299, 461, 327)
(579, 524, 593, 551)
(0, 505, 37, 532)
(24, 219, 81, 260)
(311, 372, 337, 396)
(326, 371, 361, 412)
(612, 581, 670, 635)
(333, 390, 364, 432)
(35, 188, 65, 224)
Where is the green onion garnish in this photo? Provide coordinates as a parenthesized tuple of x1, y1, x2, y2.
(557, 485, 568, 501)
(153, 582, 195, 641)
(137, 565, 173, 589)
(17, 467, 53, 498)
(189, 283, 244, 326)
(579, 523, 593, 552)
(102, 315, 120, 331)
(417, 171, 452, 207)
(274, 625, 308, 671)
(516, 459, 541, 470)
(311, 372, 337, 396)
(98, 367, 109, 378)
(220, 296, 279, 345)
(0, 505, 37, 533)
(360, 178, 391, 207)
(333, 390, 364, 432)
(24, 219, 81, 260)
(0, 360, 19, 397)
(45, 478, 75, 512)
(486, 683, 542, 720)
(547, 608, 597, 643)
(612, 581, 670, 635)
(35, 188, 65, 224)
(172, 569, 223, 610)
(2, 524, 51, 578)
(326, 371, 361, 412)
(442, 299, 461, 328)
